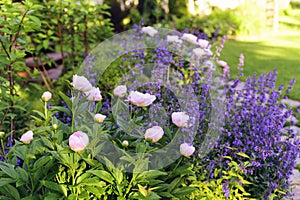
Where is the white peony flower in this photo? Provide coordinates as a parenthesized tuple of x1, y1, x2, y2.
(69, 131, 89, 152)
(72, 75, 93, 92)
(85, 87, 102, 101)
(141, 26, 158, 37)
(181, 33, 210, 48)
(144, 126, 164, 143)
(113, 85, 127, 97)
(180, 143, 195, 157)
(166, 35, 183, 44)
(193, 48, 212, 58)
(94, 113, 106, 123)
(128, 91, 156, 107)
(171, 112, 190, 128)
(20, 130, 34, 144)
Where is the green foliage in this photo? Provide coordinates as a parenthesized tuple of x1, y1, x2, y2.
(169, 0, 188, 18)
(0, 0, 43, 142)
(189, 154, 252, 200)
(0, 82, 197, 199)
(233, 2, 266, 36)
(175, 9, 237, 38)
(175, 2, 266, 38)
(0, 0, 114, 148)
(28, 0, 114, 70)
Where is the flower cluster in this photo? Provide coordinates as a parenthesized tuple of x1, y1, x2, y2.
(199, 70, 299, 199)
(7, 26, 297, 199)
(51, 74, 196, 157)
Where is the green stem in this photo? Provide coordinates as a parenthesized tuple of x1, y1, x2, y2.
(0, 139, 7, 161)
(44, 101, 48, 126)
(173, 156, 183, 172)
(24, 145, 35, 193)
(72, 111, 75, 133)
(125, 175, 135, 197)
(165, 156, 183, 180)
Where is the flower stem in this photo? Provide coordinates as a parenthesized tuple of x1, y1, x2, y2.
(0, 139, 7, 161)
(44, 101, 48, 126)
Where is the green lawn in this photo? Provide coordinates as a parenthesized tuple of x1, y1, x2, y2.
(219, 8, 300, 100)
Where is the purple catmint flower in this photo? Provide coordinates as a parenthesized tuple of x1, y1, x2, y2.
(222, 180, 230, 198)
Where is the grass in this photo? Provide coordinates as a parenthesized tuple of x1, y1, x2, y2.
(218, 7, 300, 100)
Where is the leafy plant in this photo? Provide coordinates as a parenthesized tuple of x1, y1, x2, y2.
(0, 0, 43, 160)
(189, 153, 252, 199)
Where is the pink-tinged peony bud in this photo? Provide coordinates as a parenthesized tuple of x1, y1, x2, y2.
(128, 91, 156, 107)
(141, 26, 158, 37)
(113, 85, 127, 97)
(180, 143, 195, 157)
(144, 126, 164, 143)
(94, 113, 106, 123)
(41, 91, 52, 102)
(72, 75, 93, 92)
(167, 35, 182, 44)
(20, 130, 34, 144)
(122, 140, 129, 147)
(85, 87, 102, 101)
(69, 131, 89, 152)
(171, 112, 190, 128)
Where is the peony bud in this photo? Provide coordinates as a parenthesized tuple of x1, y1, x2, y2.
(85, 87, 102, 101)
(171, 112, 190, 128)
(113, 85, 127, 97)
(69, 131, 89, 152)
(72, 75, 93, 92)
(94, 113, 106, 123)
(53, 124, 58, 130)
(41, 91, 52, 102)
(128, 91, 156, 107)
(122, 140, 129, 147)
(20, 130, 34, 144)
(0, 132, 4, 139)
(141, 26, 158, 37)
(180, 143, 195, 157)
(144, 126, 164, 143)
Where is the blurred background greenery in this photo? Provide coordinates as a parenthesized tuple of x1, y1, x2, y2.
(103, 0, 300, 100)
